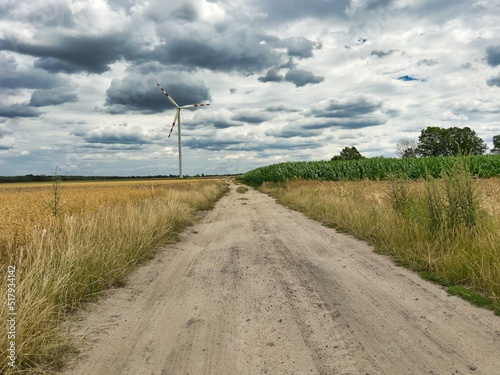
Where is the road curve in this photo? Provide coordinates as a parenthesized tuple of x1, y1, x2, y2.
(61, 183, 500, 375)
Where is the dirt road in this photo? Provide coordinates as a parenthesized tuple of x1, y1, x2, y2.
(62, 184, 500, 375)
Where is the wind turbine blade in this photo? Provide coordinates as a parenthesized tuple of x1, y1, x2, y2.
(157, 83, 180, 108)
(180, 103, 210, 109)
(168, 109, 180, 138)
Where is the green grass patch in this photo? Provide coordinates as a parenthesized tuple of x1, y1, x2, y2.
(446, 286, 499, 314)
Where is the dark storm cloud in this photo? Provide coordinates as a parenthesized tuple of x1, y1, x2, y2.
(485, 45, 500, 67)
(0, 104, 41, 118)
(231, 110, 270, 124)
(183, 137, 244, 151)
(370, 50, 396, 58)
(486, 73, 500, 87)
(302, 116, 386, 130)
(0, 53, 62, 89)
(279, 36, 320, 59)
(73, 126, 152, 145)
(189, 112, 242, 130)
(301, 95, 387, 130)
(1, 3, 321, 87)
(307, 95, 383, 118)
(265, 105, 300, 112)
(29, 89, 78, 107)
(34, 57, 92, 74)
(146, 13, 319, 75)
(102, 69, 212, 114)
(184, 134, 320, 152)
(258, 68, 284, 83)
(284, 69, 324, 87)
(266, 125, 323, 138)
(82, 144, 145, 151)
(0, 34, 131, 74)
(153, 35, 286, 74)
(264, 139, 322, 150)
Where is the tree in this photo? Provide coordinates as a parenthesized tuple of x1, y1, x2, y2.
(331, 146, 365, 161)
(417, 126, 487, 157)
(492, 135, 500, 154)
(396, 138, 418, 158)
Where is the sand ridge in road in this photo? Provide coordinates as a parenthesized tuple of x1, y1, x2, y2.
(61, 184, 500, 375)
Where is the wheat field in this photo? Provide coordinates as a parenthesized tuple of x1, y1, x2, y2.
(0, 178, 228, 373)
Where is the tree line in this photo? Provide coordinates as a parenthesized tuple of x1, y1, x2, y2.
(332, 126, 499, 161)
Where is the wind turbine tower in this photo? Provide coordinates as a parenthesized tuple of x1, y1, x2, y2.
(157, 83, 210, 178)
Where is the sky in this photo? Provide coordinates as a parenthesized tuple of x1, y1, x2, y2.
(0, 0, 499, 176)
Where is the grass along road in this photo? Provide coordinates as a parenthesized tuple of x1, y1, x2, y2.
(61, 183, 500, 375)
(0, 179, 228, 373)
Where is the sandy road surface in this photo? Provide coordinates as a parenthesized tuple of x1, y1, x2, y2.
(62, 184, 500, 375)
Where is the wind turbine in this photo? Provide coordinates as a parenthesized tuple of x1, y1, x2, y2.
(157, 82, 210, 178)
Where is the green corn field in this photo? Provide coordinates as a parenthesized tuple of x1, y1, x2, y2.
(239, 155, 500, 186)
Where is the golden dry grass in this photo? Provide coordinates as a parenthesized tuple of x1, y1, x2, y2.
(0, 179, 229, 373)
(0, 179, 220, 254)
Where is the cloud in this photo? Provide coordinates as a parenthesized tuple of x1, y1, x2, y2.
(183, 136, 248, 151)
(486, 73, 500, 87)
(171, 2, 198, 21)
(0, 127, 14, 149)
(151, 28, 287, 75)
(73, 124, 152, 146)
(190, 110, 242, 130)
(245, 0, 350, 24)
(417, 58, 438, 66)
(1, 34, 132, 74)
(302, 116, 387, 130)
(0, 131, 14, 149)
(284, 69, 324, 87)
(231, 109, 270, 124)
(29, 89, 78, 107)
(184, 133, 321, 152)
(302, 94, 387, 129)
(279, 36, 320, 59)
(0, 104, 41, 118)
(485, 45, 500, 66)
(452, 99, 500, 113)
(265, 105, 300, 112)
(0, 52, 63, 89)
(258, 68, 284, 83)
(441, 111, 469, 121)
(102, 67, 212, 114)
(370, 50, 396, 58)
(307, 95, 383, 118)
(266, 124, 324, 138)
